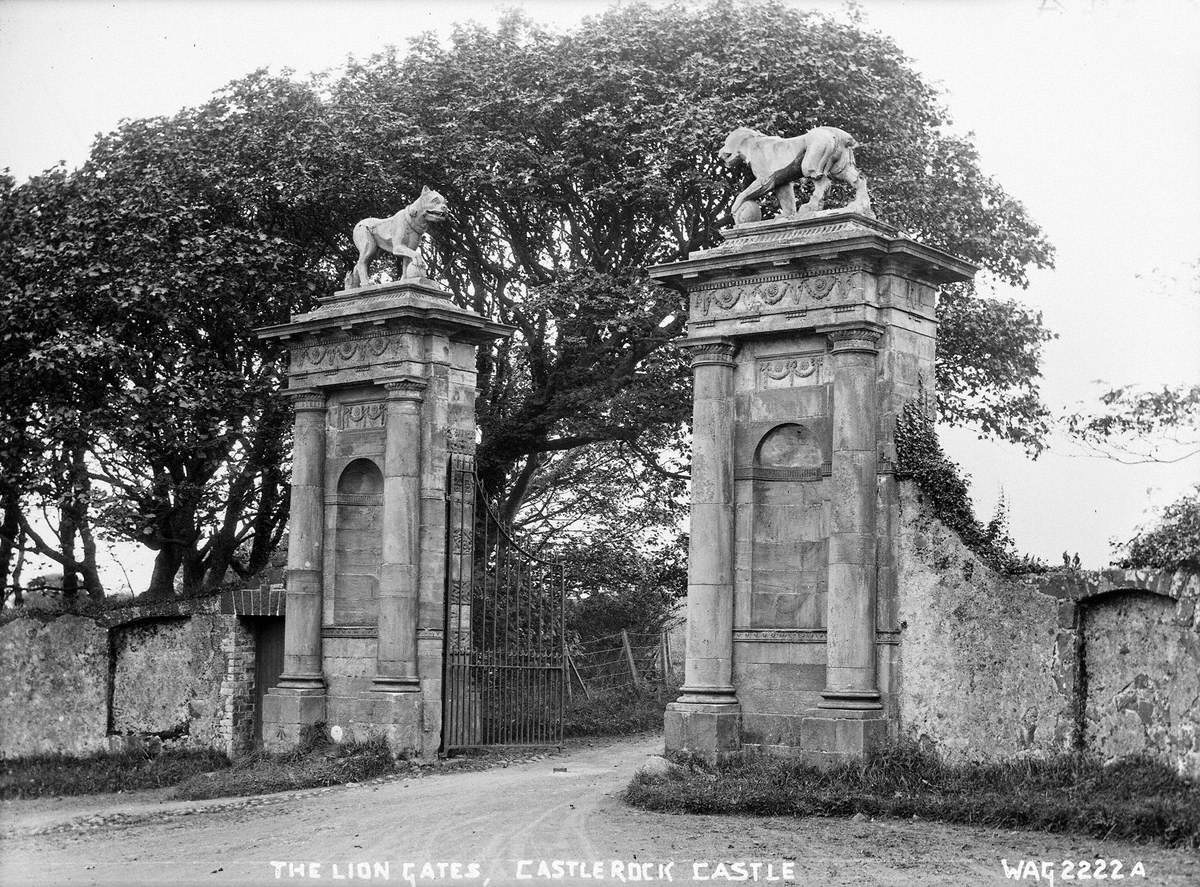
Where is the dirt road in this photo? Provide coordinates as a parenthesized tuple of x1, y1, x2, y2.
(2, 734, 1197, 887)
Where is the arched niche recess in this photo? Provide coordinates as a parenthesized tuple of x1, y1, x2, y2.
(748, 423, 826, 630)
(333, 458, 384, 625)
(755, 422, 823, 472)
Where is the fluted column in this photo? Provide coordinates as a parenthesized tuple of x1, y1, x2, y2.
(279, 389, 327, 688)
(821, 325, 883, 710)
(677, 338, 739, 705)
(374, 377, 426, 691)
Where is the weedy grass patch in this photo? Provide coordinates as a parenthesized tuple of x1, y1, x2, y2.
(170, 733, 396, 801)
(1, 747, 231, 800)
(624, 743, 1200, 850)
(562, 686, 671, 738)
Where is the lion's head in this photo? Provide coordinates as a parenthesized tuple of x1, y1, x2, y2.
(718, 126, 763, 170)
(410, 185, 449, 225)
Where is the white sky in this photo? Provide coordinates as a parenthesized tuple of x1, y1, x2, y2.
(1, 0, 1198, 589)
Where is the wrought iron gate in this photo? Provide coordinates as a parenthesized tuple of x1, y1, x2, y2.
(442, 453, 566, 750)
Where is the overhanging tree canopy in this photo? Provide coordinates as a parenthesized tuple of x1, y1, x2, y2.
(0, 1, 1054, 598)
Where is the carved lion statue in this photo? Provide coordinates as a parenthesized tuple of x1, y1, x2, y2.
(345, 186, 448, 289)
(718, 126, 873, 223)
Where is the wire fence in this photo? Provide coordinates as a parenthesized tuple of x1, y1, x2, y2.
(566, 622, 684, 699)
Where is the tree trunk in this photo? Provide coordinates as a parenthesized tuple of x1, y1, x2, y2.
(145, 543, 183, 600)
(201, 457, 257, 591)
(70, 443, 105, 601)
(77, 515, 105, 601)
(11, 525, 25, 605)
(245, 464, 285, 576)
(0, 491, 18, 601)
(500, 453, 542, 526)
(180, 546, 206, 593)
(58, 497, 79, 606)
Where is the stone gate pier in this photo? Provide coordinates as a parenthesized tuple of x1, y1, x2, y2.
(257, 279, 510, 756)
(649, 212, 976, 763)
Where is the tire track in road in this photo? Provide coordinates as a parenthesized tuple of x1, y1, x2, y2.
(4, 733, 1199, 887)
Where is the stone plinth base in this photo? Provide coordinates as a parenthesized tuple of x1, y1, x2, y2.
(795, 708, 889, 767)
(261, 687, 326, 752)
(664, 702, 741, 763)
(353, 691, 424, 757)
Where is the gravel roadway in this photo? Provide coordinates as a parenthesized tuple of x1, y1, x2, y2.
(2, 734, 1197, 887)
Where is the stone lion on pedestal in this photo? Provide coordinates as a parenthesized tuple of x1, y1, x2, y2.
(345, 186, 448, 289)
(719, 126, 873, 223)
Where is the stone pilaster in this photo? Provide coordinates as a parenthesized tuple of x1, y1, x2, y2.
(678, 337, 739, 704)
(278, 389, 327, 689)
(373, 377, 426, 692)
(819, 325, 884, 710)
(665, 337, 741, 762)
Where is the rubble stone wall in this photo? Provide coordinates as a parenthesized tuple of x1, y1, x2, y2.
(895, 480, 1200, 777)
(0, 595, 260, 759)
(0, 615, 110, 757)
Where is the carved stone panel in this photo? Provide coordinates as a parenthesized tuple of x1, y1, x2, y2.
(289, 333, 413, 374)
(756, 353, 826, 389)
(690, 267, 867, 319)
(340, 401, 386, 430)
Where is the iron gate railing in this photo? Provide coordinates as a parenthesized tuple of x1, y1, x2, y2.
(442, 453, 566, 750)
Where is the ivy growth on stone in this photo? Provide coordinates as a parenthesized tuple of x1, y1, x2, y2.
(895, 402, 1044, 574)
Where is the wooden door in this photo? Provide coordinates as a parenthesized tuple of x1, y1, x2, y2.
(253, 618, 286, 747)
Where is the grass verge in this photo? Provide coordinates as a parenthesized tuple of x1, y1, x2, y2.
(624, 743, 1200, 850)
(563, 685, 671, 738)
(1, 748, 231, 800)
(171, 735, 396, 801)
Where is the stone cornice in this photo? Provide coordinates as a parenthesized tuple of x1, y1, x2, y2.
(256, 282, 514, 347)
(647, 212, 977, 291)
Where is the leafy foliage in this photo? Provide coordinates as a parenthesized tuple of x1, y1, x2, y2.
(1066, 384, 1200, 465)
(517, 441, 687, 642)
(2, 1, 1055, 597)
(1115, 485, 1200, 571)
(936, 284, 1054, 454)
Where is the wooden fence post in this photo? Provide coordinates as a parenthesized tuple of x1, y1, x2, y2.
(566, 649, 591, 701)
(621, 629, 641, 690)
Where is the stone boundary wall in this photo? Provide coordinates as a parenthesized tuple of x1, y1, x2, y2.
(0, 589, 276, 760)
(895, 480, 1199, 777)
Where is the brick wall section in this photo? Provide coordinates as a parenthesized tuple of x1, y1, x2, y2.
(218, 617, 257, 756)
(896, 480, 1200, 777)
